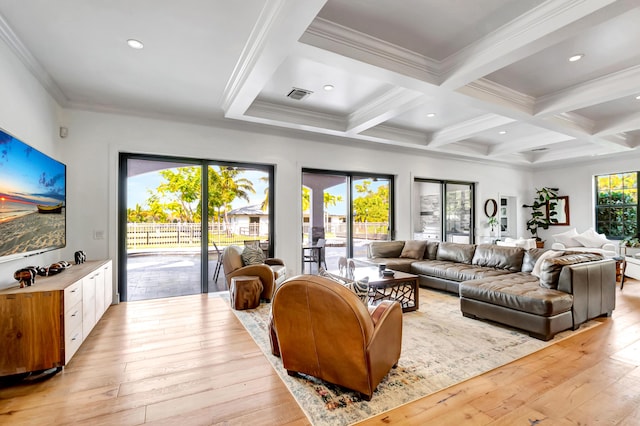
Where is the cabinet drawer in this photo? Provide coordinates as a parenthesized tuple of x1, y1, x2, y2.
(64, 301, 83, 341)
(65, 324, 83, 364)
(64, 280, 83, 312)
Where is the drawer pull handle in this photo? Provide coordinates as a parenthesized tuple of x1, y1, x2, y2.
(71, 311, 78, 317)
(71, 289, 77, 293)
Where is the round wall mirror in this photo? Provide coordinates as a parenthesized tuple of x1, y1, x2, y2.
(484, 199, 498, 217)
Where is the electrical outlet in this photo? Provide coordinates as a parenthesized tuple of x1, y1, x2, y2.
(93, 230, 105, 240)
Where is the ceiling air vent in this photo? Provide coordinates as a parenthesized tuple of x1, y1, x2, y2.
(287, 87, 313, 101)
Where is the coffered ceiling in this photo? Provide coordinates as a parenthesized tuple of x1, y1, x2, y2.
(1, 0, 639, 166)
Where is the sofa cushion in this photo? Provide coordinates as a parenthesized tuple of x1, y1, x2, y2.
(369, 241, 405, 259)
(436, 242, 476, 264)
(410, 260, 512, 282)
(242, 246, 266, 265)
(460, 273, 573, 317)
(472, 244, 525, 272)
(538, 252, 604, 289)
(553, 228, 582, 247)
(573, 228, 609, 248)
(367, 258, 414, 273)
(400, 240, 428, 259)
(521, 248, 549, 273)
(425, 241, 439, 259)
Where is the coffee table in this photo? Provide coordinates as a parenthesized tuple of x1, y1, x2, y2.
(347, 266, 419, 313)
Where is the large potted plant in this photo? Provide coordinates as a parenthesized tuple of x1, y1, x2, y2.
(523, 187, 559, 247)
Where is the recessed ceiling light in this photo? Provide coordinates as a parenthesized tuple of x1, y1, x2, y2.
(323, 84, 334, 91)
(498, 130, 507, 135)
(568, 53, 584, 62)
(426, 113, 436, 118)
(127, 39, 144, 49)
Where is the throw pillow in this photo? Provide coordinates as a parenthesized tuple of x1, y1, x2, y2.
(318, 268, 369, 304)
(574, 228, 609, 248)
(399, 240, 428, 260)
(531, 250, 563, 278)
(552, 228, 582, 248)
(241, 246, 266, 265)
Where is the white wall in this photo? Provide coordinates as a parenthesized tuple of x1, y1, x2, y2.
(532, 155, 640, 245)
(0, 37, 65, 288)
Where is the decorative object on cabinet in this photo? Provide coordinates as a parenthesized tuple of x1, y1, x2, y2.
(13, 267, 37, 287)
(74, 250, 87, 264)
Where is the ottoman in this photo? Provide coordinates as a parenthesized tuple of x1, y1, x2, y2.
(230, 275, 263, 310)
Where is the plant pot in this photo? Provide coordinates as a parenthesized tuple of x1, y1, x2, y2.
(535, 241, 545, 249)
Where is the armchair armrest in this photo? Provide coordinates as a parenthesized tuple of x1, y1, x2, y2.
(601, 242, 618, 254)
(551, 242, 567, 250)
(265, 258, 285, 266)
(367, 301, 402, 381)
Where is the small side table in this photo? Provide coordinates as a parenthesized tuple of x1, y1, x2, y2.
(613, 256, 626, 289)
(230, 275, 263, 310)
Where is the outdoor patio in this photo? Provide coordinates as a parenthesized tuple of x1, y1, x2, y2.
(125, 245, 357, 301)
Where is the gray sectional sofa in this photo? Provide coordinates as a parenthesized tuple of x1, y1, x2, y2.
(365, 240, 616, 340)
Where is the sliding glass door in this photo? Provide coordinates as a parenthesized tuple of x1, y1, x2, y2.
(413, 178, 474, 243)
(302, 169, 393, 271)
(119, 154, 273, 302)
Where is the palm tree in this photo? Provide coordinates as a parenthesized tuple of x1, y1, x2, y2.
(216, 166, 256, 235)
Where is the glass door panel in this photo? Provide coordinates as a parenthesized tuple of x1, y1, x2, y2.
(445, 183, 473, 243)
(302, 172, 348, 273)
(207, 166, 271, 291)
(413, 181, 442, 240)
(352, 176, 391, 260)
(125, 158, 202, 301)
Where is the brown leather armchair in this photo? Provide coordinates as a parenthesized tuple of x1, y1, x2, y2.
(222, 245, 286, 302)
(271, 275, 403, 400)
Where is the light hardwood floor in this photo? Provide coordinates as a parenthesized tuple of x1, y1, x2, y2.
(1, 280, 639, 425)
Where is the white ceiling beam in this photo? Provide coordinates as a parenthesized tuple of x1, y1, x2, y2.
(441, 0, 636, 89)
(595, 110, 640, 136)
(535, 65, 640, 116)
(346, 88, 424, 134)
(246, 100, 346, 132)
(222, 0, 327, 119)
(428, 114, 516, 148)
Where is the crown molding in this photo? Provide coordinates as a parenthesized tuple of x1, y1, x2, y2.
(0, 13, 67, 106)
(359, 124, 428, 146)
(247, 100, 346, 132)
(302, 17, 441, 85)
(458, 78, 535, 115)
(595, 110, 640, 136)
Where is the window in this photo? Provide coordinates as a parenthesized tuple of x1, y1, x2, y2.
(595, 172, 638, 239)
(413, 179, 475, 243)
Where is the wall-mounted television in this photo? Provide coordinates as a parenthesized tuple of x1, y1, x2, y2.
(0, 128, 66, 263)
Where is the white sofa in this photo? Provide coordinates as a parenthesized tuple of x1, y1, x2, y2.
(551, 228, 618, 258)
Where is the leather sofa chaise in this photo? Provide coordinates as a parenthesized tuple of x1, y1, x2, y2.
(365, 240, 616, 340)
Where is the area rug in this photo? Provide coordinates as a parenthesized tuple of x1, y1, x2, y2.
(225, 289, 601, 426)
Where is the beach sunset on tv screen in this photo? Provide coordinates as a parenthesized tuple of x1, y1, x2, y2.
(0, 128, 66, 261)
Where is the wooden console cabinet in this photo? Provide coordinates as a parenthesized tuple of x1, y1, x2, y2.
(0, 260, 112, 376)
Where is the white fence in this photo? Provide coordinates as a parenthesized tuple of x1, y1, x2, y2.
(126, 223, 266, 249)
